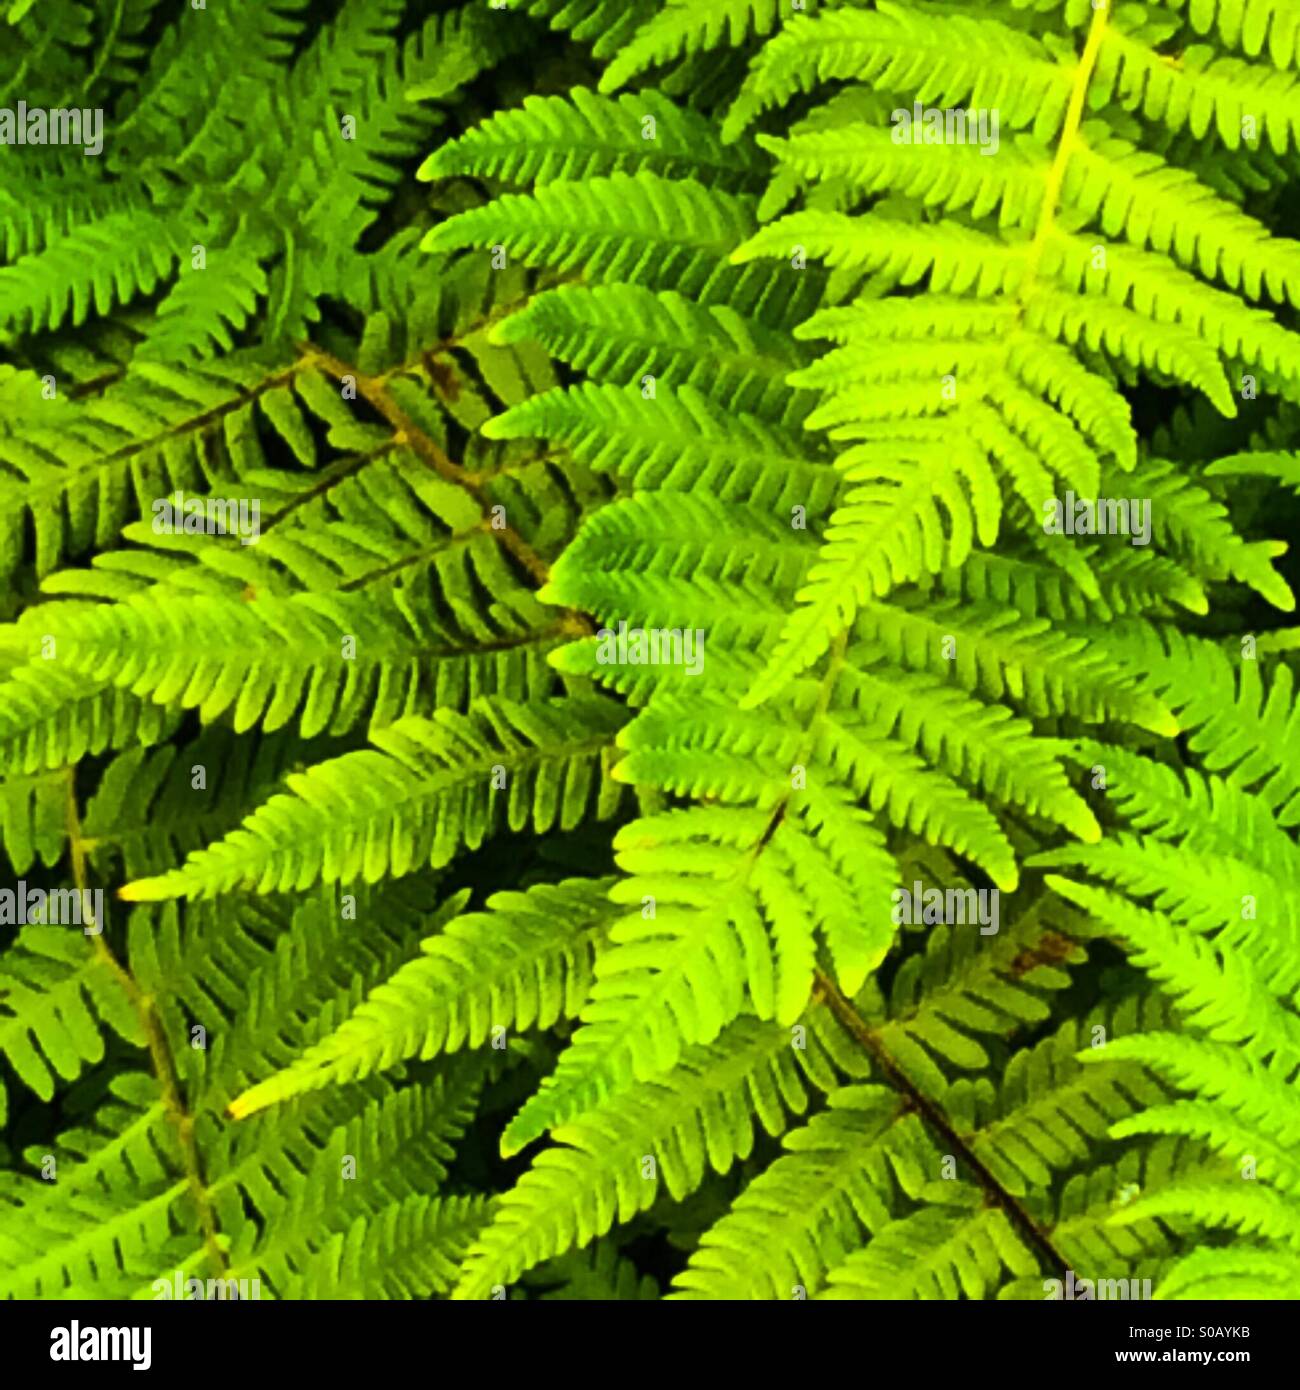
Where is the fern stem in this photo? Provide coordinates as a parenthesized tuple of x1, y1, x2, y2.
(301, 342, 580, 605)
(813, 969, 1071, 1283)
(64, 769, 229, 1279)
(1020, 0, 1112, 296)
(259, 438, 401, 535)
(75, 0, 127, 102)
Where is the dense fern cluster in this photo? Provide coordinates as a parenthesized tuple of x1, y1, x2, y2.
(1, 0, 1297, 1302)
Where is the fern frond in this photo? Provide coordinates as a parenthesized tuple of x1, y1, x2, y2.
(279, 1193, 494, 1299)
(119, 697, 626, 900)
(229, 878, 619, 1117)
(603, 0, 796, 94)
(421, 87, 765, 192)
(0, 929, 142, 1126)
(454, 1007, 870, 1298)
(423, 172, 757, 300)
(724, 7, 1072, 144)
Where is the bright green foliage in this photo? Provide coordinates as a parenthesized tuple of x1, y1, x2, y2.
(1, 0, 1296, 1304)
(1035, 639, 1300, 1298)
(230, 877, 620, 1117)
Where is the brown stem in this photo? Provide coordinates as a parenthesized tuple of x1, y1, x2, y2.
(814, 969, 1070, 1282)
(300, 342, 582, 606)
(65, 770, 227, 1277)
